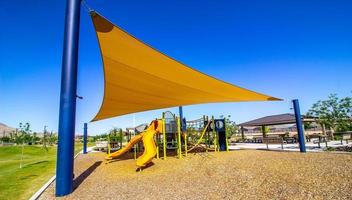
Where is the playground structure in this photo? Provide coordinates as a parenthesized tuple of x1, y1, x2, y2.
(105, 111, 230, 168)
(106, 119, 163, 168)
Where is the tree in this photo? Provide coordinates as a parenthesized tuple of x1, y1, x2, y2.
(32, 132, 40, 144)
(1, 136, 11, 143)
(92, 133, 108, 142)
(16, 122, 32, 145)
(338, 96, 352, 131)
(109, 128, 124, 142)
(220, 115, 238, 138)
(48, 132, 58, 145)
(261, 126, 270, 137)
(307, 94, 352, 137)
(17, 122, 32, 168)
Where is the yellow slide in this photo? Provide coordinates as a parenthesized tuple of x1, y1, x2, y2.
(136, 129, 157, 167)
(106, 119, 163, 168)
(105, 133, 143, 160)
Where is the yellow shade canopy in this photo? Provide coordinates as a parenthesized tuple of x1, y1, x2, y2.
(90, 12, 280, 122)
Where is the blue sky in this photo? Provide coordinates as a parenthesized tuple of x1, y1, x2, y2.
(0, 0, 351, 135)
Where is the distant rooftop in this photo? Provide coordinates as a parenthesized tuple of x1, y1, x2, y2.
(239, 113, 314, 127)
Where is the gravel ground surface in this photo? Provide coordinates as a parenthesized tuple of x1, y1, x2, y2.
(39, 150, 352, 200)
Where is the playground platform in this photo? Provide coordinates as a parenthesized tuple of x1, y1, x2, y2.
(38, 150, 351, 200)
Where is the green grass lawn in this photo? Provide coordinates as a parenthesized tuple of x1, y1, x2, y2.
(0, 142, 93, 200)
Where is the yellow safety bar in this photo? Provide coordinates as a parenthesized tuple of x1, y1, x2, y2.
(162, 117, 167, 160)
(225, 118, 229, 152)
(107, 134, 111, 156)
(184, 132, 188, 157)
(177, 117, 182, 159)
(212, 116, 218, 152)
(187, 121, 211, 152)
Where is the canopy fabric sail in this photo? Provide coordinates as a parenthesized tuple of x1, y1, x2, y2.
(90, 12, 280, 122)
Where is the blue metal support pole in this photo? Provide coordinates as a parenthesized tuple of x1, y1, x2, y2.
(83, 123, 88, 154)
(293, 99, 306, 153)
(56, 0, 81, 196)
(179, 106, 185, 132)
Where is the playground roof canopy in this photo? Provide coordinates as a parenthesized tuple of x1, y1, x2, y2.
(91, 12, 281, 121)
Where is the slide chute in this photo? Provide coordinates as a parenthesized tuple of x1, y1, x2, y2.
(106, 120, 163, 168)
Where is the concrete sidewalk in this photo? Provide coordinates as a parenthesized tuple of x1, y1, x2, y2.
(229, 140, 351, 152)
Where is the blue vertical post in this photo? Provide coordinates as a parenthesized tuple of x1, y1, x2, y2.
(179, 106, 185, 132)
(56, 0, 81, 196)
(293, 99, 306, 153)
(83, 123, 88, 154)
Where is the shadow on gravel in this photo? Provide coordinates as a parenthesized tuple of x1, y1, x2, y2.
(105, 152, 146, 163)
(73, 161, 102, 190)
(136, 162, 155, 172)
